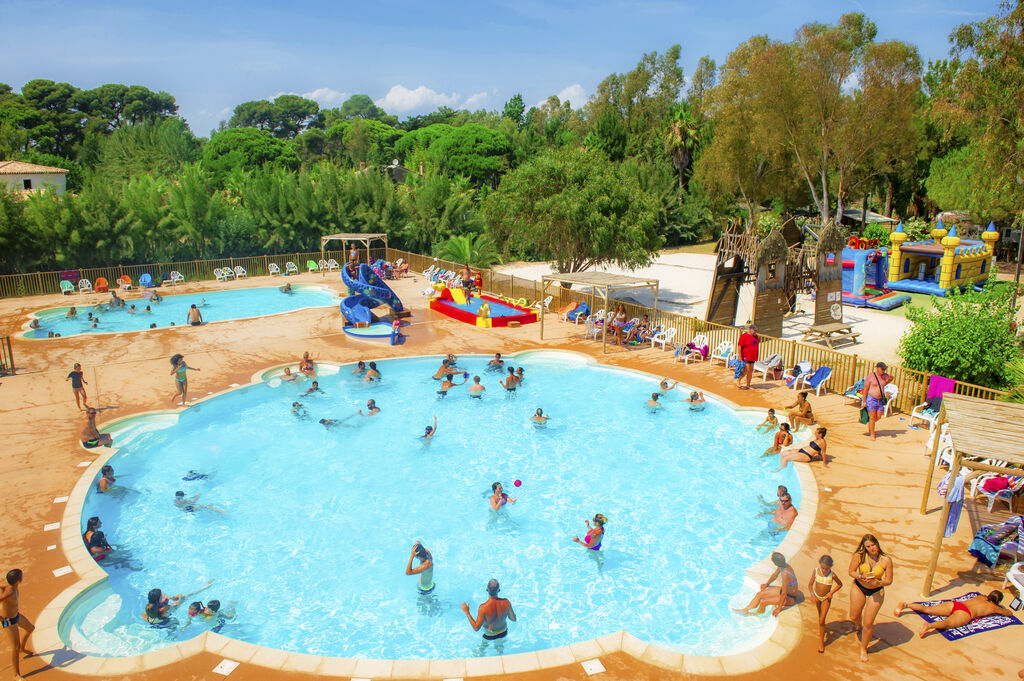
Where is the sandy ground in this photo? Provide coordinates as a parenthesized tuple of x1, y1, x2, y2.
(1, 270, 1021, 681)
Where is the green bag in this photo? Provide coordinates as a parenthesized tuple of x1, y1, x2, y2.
(859, 406, 870, 424)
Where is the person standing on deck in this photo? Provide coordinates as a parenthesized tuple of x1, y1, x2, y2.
(861, 362, 892, 441)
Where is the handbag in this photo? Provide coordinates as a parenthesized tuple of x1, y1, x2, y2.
(859, 406, 870, 424)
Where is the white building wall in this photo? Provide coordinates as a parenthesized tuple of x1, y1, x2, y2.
(1, 172, 67, 194)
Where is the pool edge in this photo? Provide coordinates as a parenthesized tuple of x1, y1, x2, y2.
(38, 349, 812, 677)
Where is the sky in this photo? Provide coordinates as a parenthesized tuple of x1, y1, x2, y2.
(0, 0, 1001, 136)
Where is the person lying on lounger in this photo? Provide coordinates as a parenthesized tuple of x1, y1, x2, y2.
(893, 591, 1014, 638)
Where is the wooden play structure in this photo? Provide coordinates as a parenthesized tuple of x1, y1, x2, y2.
(705, 219, 847, 338)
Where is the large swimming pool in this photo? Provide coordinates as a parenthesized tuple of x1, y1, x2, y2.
(64, 352, 798, 660)
(24, 285, 338, 338)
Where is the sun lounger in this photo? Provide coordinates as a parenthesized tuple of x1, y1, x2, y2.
(976, 476, 1024, 513)
(533, 295, 553, 312)
(783, 361, 813, 388)
(843, 378, 866, 405)
(307, 260, 319, 273)
(796, 366, 832, 396)
(233, 266, 247, 279)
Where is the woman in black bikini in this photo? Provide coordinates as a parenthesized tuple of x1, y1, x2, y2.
(773, 427, 827, 471)
(848, 534, 893, 663)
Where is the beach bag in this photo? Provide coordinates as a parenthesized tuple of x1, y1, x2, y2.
(859, 407, 870, 424)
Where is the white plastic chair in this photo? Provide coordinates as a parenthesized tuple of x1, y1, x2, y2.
(976, 475, 1024, 512)
(327, 259, 340, 271)
(533, 295, 553, 312)
(674, 333, 707, 363)
(910, 401, 943, 431)
(78, 278, 93, 293)
(796, 366, 833, 396)
(234, 266, 247, 279)
(880, 383, 899, 417)
(709, 342, 733, 366)
(423, 265, 436, 277)
(584, 316, 602, 340)
(753, 353, 783, 380)
(783, 361, 813, 388)
(268, 263, 282, 276)
(285, 262, 299, 276)
(651, 326, 677, 351)
(169, 271, 185, 285)
(1002, 561, 1024, 595)
(318, 259, 328, 271)
(214, 268, 228, 282)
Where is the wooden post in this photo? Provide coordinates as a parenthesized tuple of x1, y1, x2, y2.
(539, 279, 546, 340)
(601, 288, 609, 353)
(922, 448, 961, 597)
(920, 408, 947, 514)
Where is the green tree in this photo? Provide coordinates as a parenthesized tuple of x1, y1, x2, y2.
(399, 174, 482, 253)
(76, 83, 177, 131)
(202, 127, 300, 185)
(324, 95, 398, 127)
(168, 165, 227, 258)
(427, 124, 511, 186)
(502, 94, 525, 128)
(898, 282, 1022, 389)
(229, 95, 319, 138)
(89, 117, 201, 185)
(433, 233, 501, 268)
(663, 102, 701, 190)
(484, 147, 664, 273)
(19, 79, 84, 156)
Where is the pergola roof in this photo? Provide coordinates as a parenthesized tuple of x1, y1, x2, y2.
(320, 232, 388, 246)
(942, 394, 1024, 464)
(540, 271, 660, 290)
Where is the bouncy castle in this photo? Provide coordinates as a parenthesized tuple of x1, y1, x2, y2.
(839, 238, 911, 310)
(888, 220, 999, 296)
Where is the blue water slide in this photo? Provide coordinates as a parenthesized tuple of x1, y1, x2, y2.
(339, 294, 375, 325)
(341, 263, 405, 313)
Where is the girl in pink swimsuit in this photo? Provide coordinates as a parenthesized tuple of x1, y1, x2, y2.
(572, 514, 607, 550)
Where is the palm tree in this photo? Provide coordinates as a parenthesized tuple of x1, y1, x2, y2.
(433, 233, 501, 268)
(663, 103, 701, 191)
(1001, 357, 1024, 404)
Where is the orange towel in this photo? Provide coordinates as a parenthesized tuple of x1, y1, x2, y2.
(558, 302, 578, 315)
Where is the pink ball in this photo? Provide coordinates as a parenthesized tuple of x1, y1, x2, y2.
(514, 479, 522, 487)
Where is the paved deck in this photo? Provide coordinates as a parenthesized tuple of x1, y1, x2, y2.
(1, 270, 1020, 680)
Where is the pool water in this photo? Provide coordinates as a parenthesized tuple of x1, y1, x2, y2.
(25, 285, 338, 338)
(453, 297, 526, 318)
(67, 353, 798, 660)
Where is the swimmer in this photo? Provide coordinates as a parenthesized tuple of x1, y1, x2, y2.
(500, 367, 518, 397)
(437, 372, 468, 398)
(291, 402, 308, 419)
(109, 291, 124, 308)
(182, 470, 209, 481)
(572, 513, 607, 550)
(489, 482, 516, 510)
(646, 393, 661, 409)
(127, 304, 136, 313)
(359, 399, 380, 416)
(299, 352, 315, 378)
(144, 305, 151, 312)
(47, 331, 54, 338)
(468, 375, 485, 398)
(303, 381, 323, 396)
(757, 408, 779, 432)
(28, 319, 40, 329)
(143, 580, 213, 624)
(66, 306, 77, 318)
(432, 359, 455, 380)
(281, 367, 299, 383)
(759, 485, 789, 510)
(280, 282, 293, 293)
(461, 579, 516, 641)
(487, 353, 504, 369)
(152, 292, 162, 303)
(405, 542, 435, 594)
(86, 529, 112, 560)
(423, 416, 438, 439)
(149, 323, 157, 328)
(767, 493, 798, 534)
(685, 391, 706, 411)
(365, 362, 380, 383)
(174, 491, 225, 514)
(97, 465, 116, 493)
(186, 599, 233, 626)
(87, 312, 94, 321)
(82, 517, 105, 556)
(515, 367, 525, 385)
(530, 408, 549, 424)
(186, 304, 203, 326)
(351, 361, 366, 376)
(658, 379, 677, 394)
(91, 322, 98, 328)
(763, 423, 793, 456)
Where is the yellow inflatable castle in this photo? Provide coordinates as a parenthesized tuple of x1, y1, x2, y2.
(888, 220, 999, 296)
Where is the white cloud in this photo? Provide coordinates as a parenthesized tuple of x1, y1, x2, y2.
(557, 84, 589, 109)
(300, 87, 350, 108)
(375, 85, 460, 113)
(463, 91, 489, 109)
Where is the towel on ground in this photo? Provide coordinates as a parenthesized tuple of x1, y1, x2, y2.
(912, 592, 1022, 641)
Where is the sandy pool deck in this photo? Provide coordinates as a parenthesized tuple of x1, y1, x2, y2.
(0, 269, 1020, 681)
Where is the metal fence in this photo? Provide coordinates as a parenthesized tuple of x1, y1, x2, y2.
(386, 247, 1007, 413)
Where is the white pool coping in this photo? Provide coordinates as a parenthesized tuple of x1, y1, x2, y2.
(33, 350, 815, 677)
(17, 283, 340, 340)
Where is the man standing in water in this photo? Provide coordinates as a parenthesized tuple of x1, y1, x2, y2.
(404, 542, 435, 594)
(1, 569, 34, 681)
(461, 579, 516, 640)
(186, 304, 203, 326)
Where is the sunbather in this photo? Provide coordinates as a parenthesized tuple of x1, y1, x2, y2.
(894, 591, 1013, 638)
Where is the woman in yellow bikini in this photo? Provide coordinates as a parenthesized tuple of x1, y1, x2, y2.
(847, 533, 893, 663)
(807, 555, 843, 653)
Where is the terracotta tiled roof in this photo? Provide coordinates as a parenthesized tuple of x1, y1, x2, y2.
(0, 160, 68, 174)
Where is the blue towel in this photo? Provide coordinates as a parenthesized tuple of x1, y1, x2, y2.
(913, 592, 1022, 641)
(944, 474, 966, 538)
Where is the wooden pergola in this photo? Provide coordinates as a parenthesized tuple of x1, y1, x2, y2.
(920, 394, 1024, 596)
(539, 272, 660, 353)
(319, 233, 389, 265)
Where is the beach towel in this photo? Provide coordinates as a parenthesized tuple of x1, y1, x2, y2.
(927, 375, 956, 401)
(944, 473, 966, 538)
(969, 516, 1023, 567)
(912, 592, 1022, 641)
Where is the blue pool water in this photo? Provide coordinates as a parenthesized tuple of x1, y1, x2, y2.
(452, 297, 527, 318)
(66, 353, 798, 660)
(25, 285, 338, 338)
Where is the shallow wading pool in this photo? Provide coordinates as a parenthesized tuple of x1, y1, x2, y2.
(61, 352, 797, 660)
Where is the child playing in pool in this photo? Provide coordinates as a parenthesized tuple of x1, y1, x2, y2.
(422, 416, 438, 440)
(365, 362, 381, 383)
(646, 393, 662, 409)
(174, 491, 225, 514)
(757, 408, 779, 432)
(281, 367, 298, 383)
(685, 391, 706, 411)
(303, 381, 323, 396)
(531, 408, 549, 424)
(658, 379, 677, 394)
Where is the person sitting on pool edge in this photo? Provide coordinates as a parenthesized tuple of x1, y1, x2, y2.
(490, 482, 516, 510)
(572, 514, 607, 550)
(468, 375, 485, 398)
(531, 408, 549, 424)
(186, 303, 203, 326)
(80, 408, 113, 448)
(733, 552, 798, 617)
(774, 427, 828, 472)
(763, 423, 793, 456)
(405, 542, 435, 594)
(461, 579, 516, 641)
